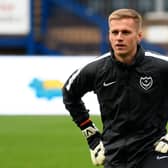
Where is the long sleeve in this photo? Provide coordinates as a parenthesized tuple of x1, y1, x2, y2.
(62, 64, 95, 126)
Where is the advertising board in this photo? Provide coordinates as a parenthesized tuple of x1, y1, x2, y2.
(0, 0, 30, 34)
(0, 56, 100, 115)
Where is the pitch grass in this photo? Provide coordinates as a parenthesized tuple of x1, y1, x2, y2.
(0, 115, 103, 168)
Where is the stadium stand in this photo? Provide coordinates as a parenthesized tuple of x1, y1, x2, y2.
(0, 0, 168, 55)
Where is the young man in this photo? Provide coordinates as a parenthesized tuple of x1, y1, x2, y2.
(62, 9, 168, 168)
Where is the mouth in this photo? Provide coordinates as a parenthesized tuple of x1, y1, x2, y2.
(115, 44, 126, 47)
(115, 44, 126, 50)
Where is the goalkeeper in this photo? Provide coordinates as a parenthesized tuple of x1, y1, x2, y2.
(62, 8, 168, 168)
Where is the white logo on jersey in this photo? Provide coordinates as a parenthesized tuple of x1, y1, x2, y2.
(103, 81, 116, 87)
(140, 76, 153, 90)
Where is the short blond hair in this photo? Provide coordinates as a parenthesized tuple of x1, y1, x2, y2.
(108, 8, 143, 30)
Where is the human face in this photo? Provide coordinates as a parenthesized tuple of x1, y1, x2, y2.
(109, 18, 142, 62)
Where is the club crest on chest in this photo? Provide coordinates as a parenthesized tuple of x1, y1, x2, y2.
(139, 76, 153, 90)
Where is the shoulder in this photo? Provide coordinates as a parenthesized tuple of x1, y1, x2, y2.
(87, 52, 111, 66)
(145, 51, 168, 62)
(144, 51, 168, 73)
(79, 52, 112, 73)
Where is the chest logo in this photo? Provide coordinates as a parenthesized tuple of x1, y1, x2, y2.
(139, 76, 153, 90)
(103, 81, 116, 87)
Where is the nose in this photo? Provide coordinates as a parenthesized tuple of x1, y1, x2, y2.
(117, 32, 123, 39)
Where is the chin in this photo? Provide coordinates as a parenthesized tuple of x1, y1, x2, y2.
(116, 51, 127, 56)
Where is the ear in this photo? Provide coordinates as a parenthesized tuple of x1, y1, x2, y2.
(137, 31, 143, 43)
(108, 29, 111, 40)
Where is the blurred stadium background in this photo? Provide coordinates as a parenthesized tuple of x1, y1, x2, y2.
(0, 0, 168, 167)
(1, 0, 168, 55)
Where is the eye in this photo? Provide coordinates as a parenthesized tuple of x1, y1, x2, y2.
(122, 30, 131, 35)
(111, 30, 118, 35)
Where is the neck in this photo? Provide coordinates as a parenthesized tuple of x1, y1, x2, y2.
(114, 46, 138, 65)
(115, 54, 135, 64)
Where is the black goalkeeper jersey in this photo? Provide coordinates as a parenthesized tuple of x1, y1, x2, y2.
(62, 45, 168, 168)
